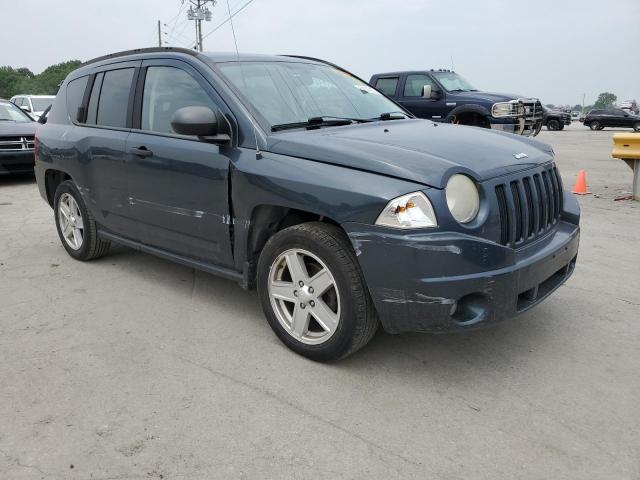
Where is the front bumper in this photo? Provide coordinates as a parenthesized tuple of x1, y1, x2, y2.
(0, 150, 34, 175)
(344, 220, 579, 334)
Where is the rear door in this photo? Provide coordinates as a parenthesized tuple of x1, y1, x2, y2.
(77, 61, 140, 237)
(125, 59, 234, 268)
(372, 76, 399, 99)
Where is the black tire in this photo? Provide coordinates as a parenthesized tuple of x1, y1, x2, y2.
(589, 121, 602, 131)
(558, 123, 565, 130)
(54, 180, 110, 261)
(257, 222, 378, 361)
(634, 122, 640, 132)
(547, 119, 560, 131)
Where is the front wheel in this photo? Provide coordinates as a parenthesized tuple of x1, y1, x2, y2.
(634, 121, 640, 132)
(547, 119, 560, 131)
(257, 223, 378, 361)
(589, 121, 602, 131)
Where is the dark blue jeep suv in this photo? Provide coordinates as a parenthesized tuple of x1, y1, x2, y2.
(371, 69, 543, 136)
(35, 48, 579, 361)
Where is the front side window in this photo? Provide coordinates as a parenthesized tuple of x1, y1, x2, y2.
(141, 66, 217, 134)
(96, 68, 134, 128)
(375, 77, 399, 96)
(217, 61, 403, 128)
(0, 101, 33, 122)
(403, 74, 438, 97)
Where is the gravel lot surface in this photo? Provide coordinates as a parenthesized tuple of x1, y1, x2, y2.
(1, 122, 638, 479)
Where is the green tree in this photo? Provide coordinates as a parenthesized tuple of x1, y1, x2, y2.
(594, 92, 617, 109)
(573, 104, 582, 111)
(0, 60, 81, 98)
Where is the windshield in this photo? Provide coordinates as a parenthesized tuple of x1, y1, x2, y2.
(31, 97, 54, 112)
(217, 61, 405, 129)
(0, 102, 32, 122)
(431, 72, 476, 92)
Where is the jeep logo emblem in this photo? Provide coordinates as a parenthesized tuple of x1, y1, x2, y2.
(513, 153, 528, 159)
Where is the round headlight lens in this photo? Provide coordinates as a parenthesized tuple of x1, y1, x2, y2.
(446, 174, 479, 224)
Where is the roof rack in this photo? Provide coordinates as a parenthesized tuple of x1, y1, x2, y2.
(81, 47, 199, 67)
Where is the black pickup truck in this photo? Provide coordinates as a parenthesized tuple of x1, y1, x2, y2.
(370, 69, 543, 136)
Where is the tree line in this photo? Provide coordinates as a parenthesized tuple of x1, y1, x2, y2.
(0, 60, 81, 99)
(546, 92, 626, 112)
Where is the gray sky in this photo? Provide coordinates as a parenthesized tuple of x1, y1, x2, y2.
(2, 0, 638, 106)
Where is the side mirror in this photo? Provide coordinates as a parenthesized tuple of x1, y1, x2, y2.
(422, 84, 432, 99)
(170, 106, 230, 145)
(20, 105, 32, 113)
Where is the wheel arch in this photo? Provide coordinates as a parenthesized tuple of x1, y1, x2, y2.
(445, 104, 492, 127)
(44, 169, 73, 207)
(242, 204, 344, 289)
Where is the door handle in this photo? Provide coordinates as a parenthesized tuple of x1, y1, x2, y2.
(128, 146, 153, 158)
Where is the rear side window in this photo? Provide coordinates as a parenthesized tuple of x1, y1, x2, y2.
(141, 66, 216, 135)
(375, 77, 399, 96)
(96, 68, 134, 128)
(85, 72, 104, 124)
(66, 76, 89, 122)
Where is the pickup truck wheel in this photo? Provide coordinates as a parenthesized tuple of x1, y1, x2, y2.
(257, 222, 378, 361)
(589, 121, 602, 131)
(547, 119, 560, 131)
(558, 123, 565, 130)
(54, 180, 110, 261)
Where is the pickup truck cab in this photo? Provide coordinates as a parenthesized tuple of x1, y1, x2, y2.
(35, 48, 580, 361)
(370, 70, 543, 136)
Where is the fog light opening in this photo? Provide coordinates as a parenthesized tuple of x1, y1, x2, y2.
(451, 293, 488, 326)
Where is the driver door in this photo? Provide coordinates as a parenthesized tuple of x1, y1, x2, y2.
(397, 73, 448, 120)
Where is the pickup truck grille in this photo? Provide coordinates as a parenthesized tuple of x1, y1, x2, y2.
(0, 135, 35, 151)
(521, 100, 543, 136)
(495, 165, 563, 247)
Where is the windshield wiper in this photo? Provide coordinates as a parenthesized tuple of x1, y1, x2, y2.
(271, 116, 370, 132)
(448, 89, 469, 92)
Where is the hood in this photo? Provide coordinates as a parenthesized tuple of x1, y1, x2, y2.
(0, 120, 38, 136)
(267, 119, 553, 188)
(447, 90, 532, 103)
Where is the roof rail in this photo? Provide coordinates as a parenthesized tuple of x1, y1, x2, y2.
(81, 47, 199, 67)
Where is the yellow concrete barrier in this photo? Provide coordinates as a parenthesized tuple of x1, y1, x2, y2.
(611, 133, 640, 200)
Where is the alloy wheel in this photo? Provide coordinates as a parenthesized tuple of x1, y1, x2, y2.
(58, 193, 84, 250)
(268, 248, 341, 345)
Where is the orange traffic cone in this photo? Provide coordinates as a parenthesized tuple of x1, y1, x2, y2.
(571, 170, 590, 195)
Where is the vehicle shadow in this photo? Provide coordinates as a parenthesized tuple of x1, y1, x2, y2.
(99, 243, 556, 376)
(0, 172, 36, 187)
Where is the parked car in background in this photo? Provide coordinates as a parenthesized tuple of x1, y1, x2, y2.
(10, 94, 56, 121)
(542, 105, 572, 131)
(370, 69, 543, 136)
(0, 99, 37, 175)
(571, 111, 581, 120)
(35, 48, 580, 361)
(582, 108, 640, 131)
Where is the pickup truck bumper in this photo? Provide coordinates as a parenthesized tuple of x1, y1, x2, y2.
(490, 117, 543, 136)
(343, 220, 579, 334)
(0, 150, 34, 175)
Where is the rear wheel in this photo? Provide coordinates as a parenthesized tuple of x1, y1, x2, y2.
(547, 119, 560, 131)
(257, 222, 378, 361)
(634, 121, 640, 132)
(589, 120, 602, 131)
(54, 180, 110, 261)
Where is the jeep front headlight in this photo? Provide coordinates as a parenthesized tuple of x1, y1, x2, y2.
(446, 174, 479, 224)
(492, 101, 523, 117)
(375, 192, 437, 229)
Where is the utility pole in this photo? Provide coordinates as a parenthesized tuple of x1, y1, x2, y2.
(582, 93, 586, 113)
(187, 0, 215, 51)
(157, 20, 162, 47)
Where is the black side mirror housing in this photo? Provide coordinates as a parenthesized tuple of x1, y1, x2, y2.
(170, 106, 231, 145)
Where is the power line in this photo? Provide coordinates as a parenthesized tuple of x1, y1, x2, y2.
(200, 0, 257, 42)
